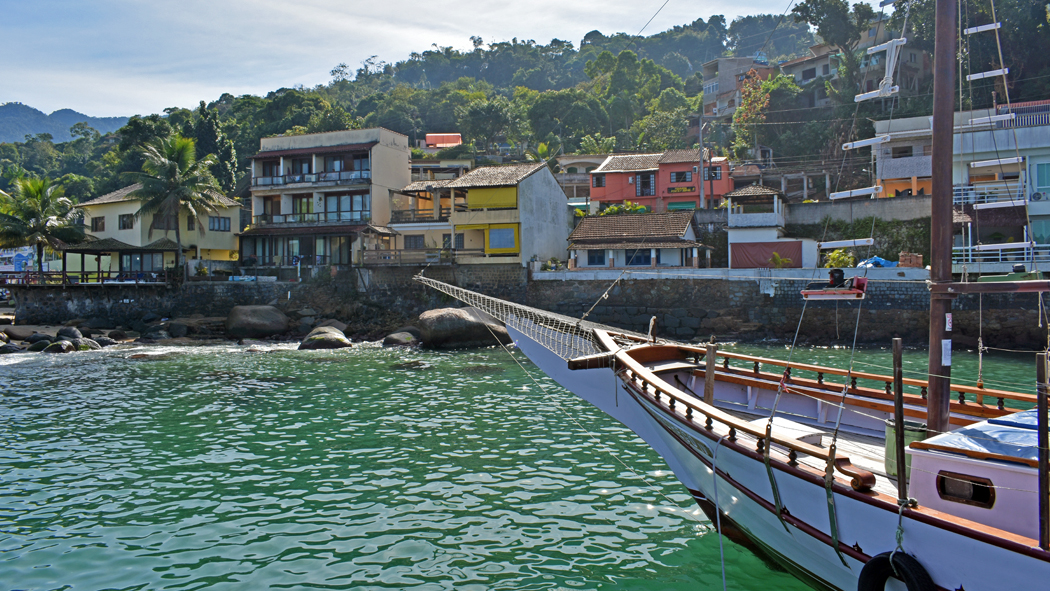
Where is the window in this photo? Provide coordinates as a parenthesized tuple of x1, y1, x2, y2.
(802, 68, 816, 80)
(209, 216, 231, 232)
(187, 216, 195, 231)
(291, 158, 311, 174)
(587, 250, 606, 266)
(670, 171, 693, 183)
(636, 173, 655, 197)
(404, 235, 425, 249)
(151, 215, 176, 230)
(624, 248, 651, 266)
(703, 167, 722, 181)
(122, 253, 164, 273)
(118, 214, 134, 230)
(487, 227, 516, 250)
(324, 155, 344, 172)
(91, 216, 105, 232)
(909, 52, 917, 63)
(936, 471, 995, 508)
(262, 161, 280, 177)
(567, 167, 578, 173)
(822, 64, 830, 76)
(585, 166, 596, 173)
(442, 233, 465, 249)
(292, 194, 313, 221)
(892, 146, 914, 159)
(869, 27, 878, 38)
(1035, 162, 1050, 194)
(592, 174, 605, 188)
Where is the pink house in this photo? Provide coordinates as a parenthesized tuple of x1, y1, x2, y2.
(589, 148, 732, 212)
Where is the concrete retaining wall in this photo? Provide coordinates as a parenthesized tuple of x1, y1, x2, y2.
(785, 195, 931, 225)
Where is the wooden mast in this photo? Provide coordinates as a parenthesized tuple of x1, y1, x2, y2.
(927, 0, 958, 436)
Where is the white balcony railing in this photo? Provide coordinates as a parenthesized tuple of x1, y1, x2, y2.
(952, 244, 1050, 265)
(953, 182, 1027, 205)
(727, 211, 785, 228)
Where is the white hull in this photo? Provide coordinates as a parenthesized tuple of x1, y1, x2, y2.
(509, 325, 1050, 590)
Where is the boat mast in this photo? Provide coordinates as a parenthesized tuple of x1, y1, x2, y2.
(928, 0, 958, 435)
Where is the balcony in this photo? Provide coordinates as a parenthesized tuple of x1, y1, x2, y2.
(252, 212, 370, 227)
(727, 210, 785, 228)
(953, 182, 1026, 205)
(252, 170, 371, 188)
(390, 207, 452, 224)
(878, 155, 932, 180)
(952, 244, 1050, 274)
(360, 248, 492, 266)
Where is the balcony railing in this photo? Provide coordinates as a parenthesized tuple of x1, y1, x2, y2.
(252, 170, 372, 187)
(996, 101, 1050, 129)
(0, 270, 174, 286)
(361, 248, 487, 266)
(252, 212, 371, 225)
(727, 210, 785, 228)
(241, 255, 338, 267)
(390, 207, 452, 224)
(952, 245, 1050, 265)
(953, 182, 1026, 205)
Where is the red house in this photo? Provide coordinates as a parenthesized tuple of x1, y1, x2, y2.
(589, 148, 731, 212)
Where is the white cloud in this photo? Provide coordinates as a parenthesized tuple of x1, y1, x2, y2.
(0, 0, 890, 117)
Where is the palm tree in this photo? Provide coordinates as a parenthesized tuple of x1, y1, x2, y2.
(127, 135, 227, 279)
(0, 177, 85, 276)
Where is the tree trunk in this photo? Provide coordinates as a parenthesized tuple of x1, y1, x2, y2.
(175, 216, 186, 281)
(36, 242, 44, 277)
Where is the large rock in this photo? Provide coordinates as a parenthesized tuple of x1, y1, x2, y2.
(316, 319, 348, 333)
(225, 306, 289, 339)
(70, 338, 101, 351)
(26, 333, 54, 345)
(0, 343, 23, 354)
(94, 336, 119, 348)
(108, 330, 128, 340)
(57, 326, 83, 340)
(0, 331, 7, 344)
(393, 326, 422, 340)
(42, 341, 75, 354)
(168, 322, 189, 338)
(418, 308, 512, 350)
(382, 332, 417, 347)
(298, 326, 352, 350)
(4, 326, 34, 341)
(27, 340, 50, 352)
(82, 317, 114, 330)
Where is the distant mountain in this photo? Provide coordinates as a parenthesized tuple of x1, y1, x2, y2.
(0, 103, 128, 144)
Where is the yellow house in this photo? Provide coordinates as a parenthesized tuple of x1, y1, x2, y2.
(77, 184, 243, 269)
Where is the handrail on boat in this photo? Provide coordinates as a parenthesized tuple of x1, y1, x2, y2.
(593, 331, 877, 492)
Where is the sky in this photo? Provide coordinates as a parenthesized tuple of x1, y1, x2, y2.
(0, 0, 886, 118)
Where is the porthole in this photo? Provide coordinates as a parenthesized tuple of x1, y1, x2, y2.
(936, 471, 995, 509)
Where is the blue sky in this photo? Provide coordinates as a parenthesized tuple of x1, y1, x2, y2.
(0, 0, 886, 118)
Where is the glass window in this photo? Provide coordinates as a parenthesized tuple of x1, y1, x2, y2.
(822, 64, 830, 76)
(567, 167, 578, 173)
(624, 249, 652, 266)
(442, 233, 465, 249)
(802, 68, 816, 80)
(325, 155, 344, 172)
(488, 228, 515, 250)
(592, 174, 605, 188)
(703, 167, 722, 180)
(262, 161, 280, 177)
(670, 171, 692, 183)
(892, 146, 913, 159)
(635, 173, 655, 196)
(187, 216, 195, 231)
(208, 217, 231, 232)
(1036, 163, 1050, 192)
(91, 216, 105, 232)
(118, 214, 134, 230)
(151, 215, 175, 230)
(404, 235, 425, 249)
(587, 250, 605, 266)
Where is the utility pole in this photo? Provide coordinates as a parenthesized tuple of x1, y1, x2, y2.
(698, 114, 706, 209)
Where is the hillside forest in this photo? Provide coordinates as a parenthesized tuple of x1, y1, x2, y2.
(0, 0, 1047, 204)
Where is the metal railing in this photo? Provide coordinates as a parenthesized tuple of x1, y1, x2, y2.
(997, 101, 1050, 129)
(252, 212, 371, 225)
(390, 208, 452, 224)
(251, 170, 372, 187)
(361, 248, 486, 266)
(0, 270, 174, 286)
(241, 255, 338, 267)
(953, 182, 1027, 205)
(952, 245, 1050, 265)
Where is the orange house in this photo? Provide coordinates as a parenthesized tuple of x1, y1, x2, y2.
(589, 148, 732, 212)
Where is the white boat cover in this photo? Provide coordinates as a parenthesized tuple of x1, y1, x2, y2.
(921, 409, 1048, 463)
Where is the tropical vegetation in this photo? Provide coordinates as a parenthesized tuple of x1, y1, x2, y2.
(0, 177, 85, 274)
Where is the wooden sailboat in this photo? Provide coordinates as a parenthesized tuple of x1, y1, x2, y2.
(417, 1, 1050, 588)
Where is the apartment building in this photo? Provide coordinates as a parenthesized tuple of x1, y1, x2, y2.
(589, 148, 732, 212)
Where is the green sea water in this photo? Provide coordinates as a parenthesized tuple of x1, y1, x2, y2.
(0, 341, 1037, 590)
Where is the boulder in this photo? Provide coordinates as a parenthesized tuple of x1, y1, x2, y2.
(42, 341, 75, 354)
(382, 332, 418, 347)
(295, 308, 319, 318)
(27, 340, 51, 352)
(298, 326, 352, 350)
(57, 326, 83, 340)
(26, 333, 54, 345)
(417, 308, 512, 350)
(94, 336, 119, 348)
(70, 338, 102, 351)
(316, 319, 348, 333)
(393, 325, 422, 340)
(82, 317, 114, 330)
(0, 343, 23, 354)
(108, 330, 128, 340)
(4, 326, 34, 341)
(0, 331, 7, 344)
(63, 318, 87, 327)
(299, 316, 316, 326)
(141, 312, 160, 323)
(225, 306, 289, 339)
(144, 330, 171, 341)
(168, 322, 189, 338)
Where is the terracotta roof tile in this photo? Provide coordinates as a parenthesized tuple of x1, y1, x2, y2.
(570, 240, 705, 250)
(79, 183, 241, 209)
(446, 163, 547, 188)
(658, 147, 707, 164)
(401, 179, 451, 193)
(725, 183, 783, 198)
(567, 211, 696, 245)
(593, 153, 662, 173)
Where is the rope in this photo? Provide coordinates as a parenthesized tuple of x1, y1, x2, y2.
(890, 497, 918, 577)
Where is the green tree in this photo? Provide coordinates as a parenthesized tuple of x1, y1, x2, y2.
(578, 133, 616, 154)
(632, 109, 690, 152)
(791, 0, 876, 99)
(731, 69, 770, 159)
(190, 102, 239, 193)
(126, 135, 227, 279)
(0, 177, 85, 275)
(457, 96, 512, 154)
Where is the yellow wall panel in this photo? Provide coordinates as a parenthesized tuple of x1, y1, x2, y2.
(467, 187, 517, 209)
(484, 223, 519, 254)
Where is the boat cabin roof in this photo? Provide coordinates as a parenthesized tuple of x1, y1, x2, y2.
(916, 409, 1046, 465)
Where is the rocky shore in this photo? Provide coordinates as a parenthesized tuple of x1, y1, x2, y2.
(0, 304, 512, 355)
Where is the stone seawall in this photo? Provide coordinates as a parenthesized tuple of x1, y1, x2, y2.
(12, 282, 289, 325)
(527, 276, 1047, 349)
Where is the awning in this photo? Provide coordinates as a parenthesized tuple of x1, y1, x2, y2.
(251, 142, 377, 160)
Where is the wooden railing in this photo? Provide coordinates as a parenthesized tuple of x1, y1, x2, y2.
(361, 248, 486, 266)
(595, 331, 877, 492)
